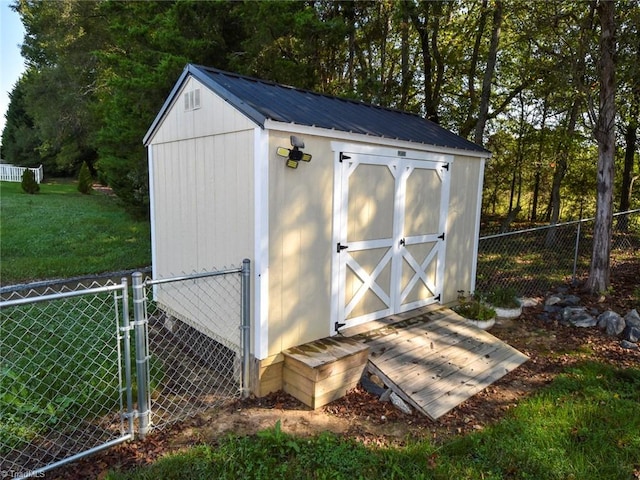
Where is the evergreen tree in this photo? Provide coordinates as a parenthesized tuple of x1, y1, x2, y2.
(77, 161, 93, 194)
(21, 169, 39, 194)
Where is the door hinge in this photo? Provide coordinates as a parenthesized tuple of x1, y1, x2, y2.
(337, 242, 349, 253)
(335, 321, 346, 332)
(442, 163, 450, 171)
(438, 232, 445, 240)
(339, 152, 351, 162)
(399, 238, 405, 246)
(434, 294, 441, 302)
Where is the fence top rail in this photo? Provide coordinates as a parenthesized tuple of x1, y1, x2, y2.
(0, 281, 126, 308)
(480, 209, 640, 241)
(144, 267, 244, 287)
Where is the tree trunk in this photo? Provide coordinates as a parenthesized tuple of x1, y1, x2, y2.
(474, 0, 503, 146)
(545, 100, 578, 246)
(586, 0, 616, 294)
(531, 96, 549, 222)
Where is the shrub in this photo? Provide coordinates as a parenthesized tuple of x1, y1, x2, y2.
(453, 291, 496, 320)
(486, 286, 520, 308)
(77, 161, 93, 194)
(20, 169, 39, 194)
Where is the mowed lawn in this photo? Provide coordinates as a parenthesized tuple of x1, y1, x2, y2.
(0, 180, 151, 284)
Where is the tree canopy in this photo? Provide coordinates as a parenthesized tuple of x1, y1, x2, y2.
(2, 0, 638, 231)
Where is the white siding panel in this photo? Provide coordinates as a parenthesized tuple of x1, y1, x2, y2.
(267, 131, 335, 356)
(150, 128, 255, 348)
(443, 156, 483, 303)
(151, 77, 256, 145)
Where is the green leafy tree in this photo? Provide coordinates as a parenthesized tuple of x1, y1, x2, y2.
(15, 0, 104, 176)
(0, 76, 40, 167)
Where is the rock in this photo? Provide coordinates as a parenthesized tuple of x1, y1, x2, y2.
(597, 310, 625, 336)
(521, 297, 539, 308)
(543, 305, 562, 314)
(622, 325, 640, 343)
(562, 307, 597, 327)
(624, 309, 640, 329)
(556, 286, 569, 294)
(545, 295, 563, 306)
(620, 340, 639, 350)
(380, 388, 392, 402)
(390, 392, 412, 415)
(562, 295, 582, 306)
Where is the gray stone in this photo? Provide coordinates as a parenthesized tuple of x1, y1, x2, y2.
(622, 325, 640, 343)
(561, 295, 582, 306)
(390, 392, 412, 414)
(545, 295, 563, 306)
(562, 307, 597, 327)
(620, 340, 639, 350)
(624, 309, 640, 329)
(556, 287, 569, 294)
(597, 310, 625, 336)
(380, 388, 392, 402)
(543, 305, 562, 314)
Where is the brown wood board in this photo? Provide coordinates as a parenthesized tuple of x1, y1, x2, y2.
(356, 306, 528, 420)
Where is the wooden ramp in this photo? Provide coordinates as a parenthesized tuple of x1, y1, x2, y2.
(342, 304, 528, 420)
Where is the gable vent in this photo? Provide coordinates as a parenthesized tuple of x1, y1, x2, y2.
(184, 88, 201, 111)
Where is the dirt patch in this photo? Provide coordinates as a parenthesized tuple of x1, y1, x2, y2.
(52, 259, 639, 479)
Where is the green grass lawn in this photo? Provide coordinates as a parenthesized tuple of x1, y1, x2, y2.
(0, 180, 151, 284)
(106, 362, 640, 480)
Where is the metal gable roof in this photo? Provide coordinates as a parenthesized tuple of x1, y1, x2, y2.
(145, 64, 489, 155)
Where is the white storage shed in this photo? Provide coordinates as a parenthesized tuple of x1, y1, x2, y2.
(143, 64, 491, 395)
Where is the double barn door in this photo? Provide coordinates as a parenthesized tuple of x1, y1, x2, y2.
(333, 150, 451, 331)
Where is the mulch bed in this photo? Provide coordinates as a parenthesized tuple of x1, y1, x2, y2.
(49, 259, 640, 478)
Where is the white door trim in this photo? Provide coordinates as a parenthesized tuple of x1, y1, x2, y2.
(330, 143, 452, 334)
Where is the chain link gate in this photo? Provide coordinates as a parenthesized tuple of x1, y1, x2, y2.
(0, 260, 250, 477)
(134, 260, 251, 434)
(0, 280, 134, 479)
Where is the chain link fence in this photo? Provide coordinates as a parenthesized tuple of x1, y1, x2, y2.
(476, 209, 640, 297)
(140, 266, 248, 432)
(0, 280, 134, 479)
(0, 261, 250, 477)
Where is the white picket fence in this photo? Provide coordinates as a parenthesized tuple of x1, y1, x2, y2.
(0, 163, 44, 183)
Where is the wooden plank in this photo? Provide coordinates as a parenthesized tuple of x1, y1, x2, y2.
(284, 349, 369, 383)
(425, 352, 528, 419)
(372, 335, 499, 382)
(283, 363, 367, 398)
(357, 306, 529, 420)
(283, 378, 359, 410)
(368, 321, 490, 368)
(284, 337, 368, 369)
(409, 344, 520, 403)
(340, 304, 444, 337)
(363, 312, 488, 358)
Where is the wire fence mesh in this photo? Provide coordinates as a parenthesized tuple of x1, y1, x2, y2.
(142, 268, 245, 432)
(0, 281, 133, 478)
(476, 210, 640, 297)
(0, 263, 248, 477)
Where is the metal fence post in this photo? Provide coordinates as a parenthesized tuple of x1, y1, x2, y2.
(120, 277, 135, 437)
(572, 218, 582, 284)
(132, 272, 150, 438)
(241, 259, 251, 398)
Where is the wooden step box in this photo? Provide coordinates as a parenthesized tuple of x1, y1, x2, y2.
(283, 336, 370, 409)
